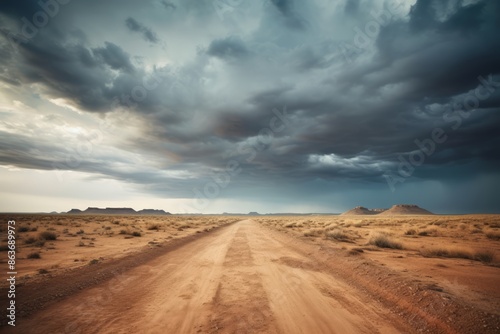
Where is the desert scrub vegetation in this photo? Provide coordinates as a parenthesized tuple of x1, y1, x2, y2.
(27, 251, 41, 259)
(486, 231, 500, 240)
(147, 223, 161, 230)
(325, 229, 352, 242)
(39, 231, 57, 240)
(303, 228, 324, 237)
(24, 236, 37, 244)
(420, 247, 495, 263)
(353, 221, 369, 228)
(368, 233, 403, 249)
(404, 229, 417, 236)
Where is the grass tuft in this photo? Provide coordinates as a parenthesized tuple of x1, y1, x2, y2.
(368, 233, 403, 249)
(404, 229, 416, 236)
(25, 236, 37, 244)
(303, 228, 324, 237)
(27, 252, 41, 259)
(147, 223, 161, 230)
(325, 229, 351, 242)
(420, 247, 495, 263)
(486, 231, 500, 240)
(39, 231, 57, 240)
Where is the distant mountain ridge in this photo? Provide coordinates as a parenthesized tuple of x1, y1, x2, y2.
(66, 207, 171, 215)
(342, 204, 433, 216)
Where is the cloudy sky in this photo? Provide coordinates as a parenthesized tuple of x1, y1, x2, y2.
(1, 0, 499, 214)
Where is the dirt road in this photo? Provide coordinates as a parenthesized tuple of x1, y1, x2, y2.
(4, 220, 413, 333)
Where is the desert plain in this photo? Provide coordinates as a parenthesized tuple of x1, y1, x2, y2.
(0, 213, 499, 333)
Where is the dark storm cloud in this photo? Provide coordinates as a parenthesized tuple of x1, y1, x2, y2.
(0, 0, 500, 212)
(125, 17, 159, 44)
(344, 0, 360, 16)
(93, 42, 135, 72)
(372, 1, 500, 101)
(160, 1, 176, 11)
(269, 0, 308, 30)
(207, 36, 250, 61)
(0, 25, 173, 114)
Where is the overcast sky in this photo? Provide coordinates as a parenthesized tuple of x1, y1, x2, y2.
(1, 0, 499, 214)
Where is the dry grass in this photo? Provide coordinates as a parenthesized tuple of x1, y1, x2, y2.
(486, 231, 500, 240)
(325, 229, 352, 242)
(368, 233, 403, 249)
(147, 223, 161, 230)
(420, 247, 495, 263)
(39, 231, 57, 240)
(0, 213, 241, 281)
(303, 228, 324, 237)
(404, 228, 417, 235)
(27, 252, 41, 259)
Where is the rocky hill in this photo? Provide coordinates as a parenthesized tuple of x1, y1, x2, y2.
(342, 204, 432, 216)
(341, 206, 386, 215)
(377, 204, 433, 215)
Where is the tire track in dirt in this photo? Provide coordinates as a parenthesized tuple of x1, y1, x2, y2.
(243, 220, 404, 334)
(208, 228, 278, 333)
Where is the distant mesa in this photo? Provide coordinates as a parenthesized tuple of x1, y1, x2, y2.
(248, 212, 260, 216)
(66, 207, 171, 215)
(342, 204, 433, 216)
(378, 204, 433, 216)
(137, 209, 171, 215)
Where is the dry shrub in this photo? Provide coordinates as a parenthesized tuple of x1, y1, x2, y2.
(474, 250, 495, 263)
(420, 247, 495, 263)
(34, 240, 45, 247)
(486, 231, 500, 240)
(325, 229, 351, 242)
(405, 229, 417, 236)
(27, 252, 41, 259)
(147, 223, 161, 230)
(39, 231, 57, 240)
(421, 247, 471, 259)
(303, 228, 324, 237)
(418, 228, 437, 236)
(368, 233, 403, 249)
(25, 236, 37, 244)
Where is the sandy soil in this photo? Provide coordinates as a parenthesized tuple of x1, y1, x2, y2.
(1, 216, 499, 333)
(0, 214, 238, 283)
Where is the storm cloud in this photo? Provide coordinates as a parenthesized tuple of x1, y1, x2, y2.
(125, 17, 160, 44)
(0, 0, 499, 213)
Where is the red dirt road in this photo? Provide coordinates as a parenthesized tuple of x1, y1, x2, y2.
(2, 219, 497, 333)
